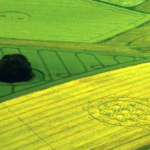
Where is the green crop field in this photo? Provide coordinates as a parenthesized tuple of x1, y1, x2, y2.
(98, 0, 150, 57)
(0, 0, 150, 43)
(1, 62, 150, 149)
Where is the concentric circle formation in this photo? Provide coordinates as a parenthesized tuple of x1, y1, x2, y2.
(84, 97, 150, 127)
(0, 11, 30, 21)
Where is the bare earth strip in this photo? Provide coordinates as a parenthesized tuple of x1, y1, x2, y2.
(1, 62, 150, 149)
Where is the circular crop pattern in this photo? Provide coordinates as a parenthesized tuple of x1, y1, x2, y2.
(83, 97, 150, 128)
(0, 11, 30, 21)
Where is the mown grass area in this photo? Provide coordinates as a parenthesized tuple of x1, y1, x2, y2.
(0, 0, 150, 43)
(1, 62, 150, 149)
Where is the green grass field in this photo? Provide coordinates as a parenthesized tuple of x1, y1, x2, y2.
(0, 0, 150, 43)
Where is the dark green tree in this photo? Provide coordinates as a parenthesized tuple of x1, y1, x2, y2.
(0, 54, 33, 83)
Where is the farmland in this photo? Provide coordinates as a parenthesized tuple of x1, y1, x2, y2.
(1, 62, 150, 149)
(0, 0, 150, 43)
(98, 0, 150, 56)
(0, 0, 150, 149)
(0, 46, 149, 103)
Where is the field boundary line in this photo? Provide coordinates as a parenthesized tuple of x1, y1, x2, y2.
(0, 103, 55, 150)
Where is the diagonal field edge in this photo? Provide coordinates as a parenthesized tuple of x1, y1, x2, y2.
(2, 61, 150, 107)
(3, 65, 150, 121)
(1, 62, 150, 149)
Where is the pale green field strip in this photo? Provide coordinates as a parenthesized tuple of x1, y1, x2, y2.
(1, 62, 150, 149)
(99, 0, 146, 7)
(0, 0, 150, 43)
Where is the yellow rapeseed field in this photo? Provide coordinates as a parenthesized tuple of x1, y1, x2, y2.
(1, 62, 150, 149)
